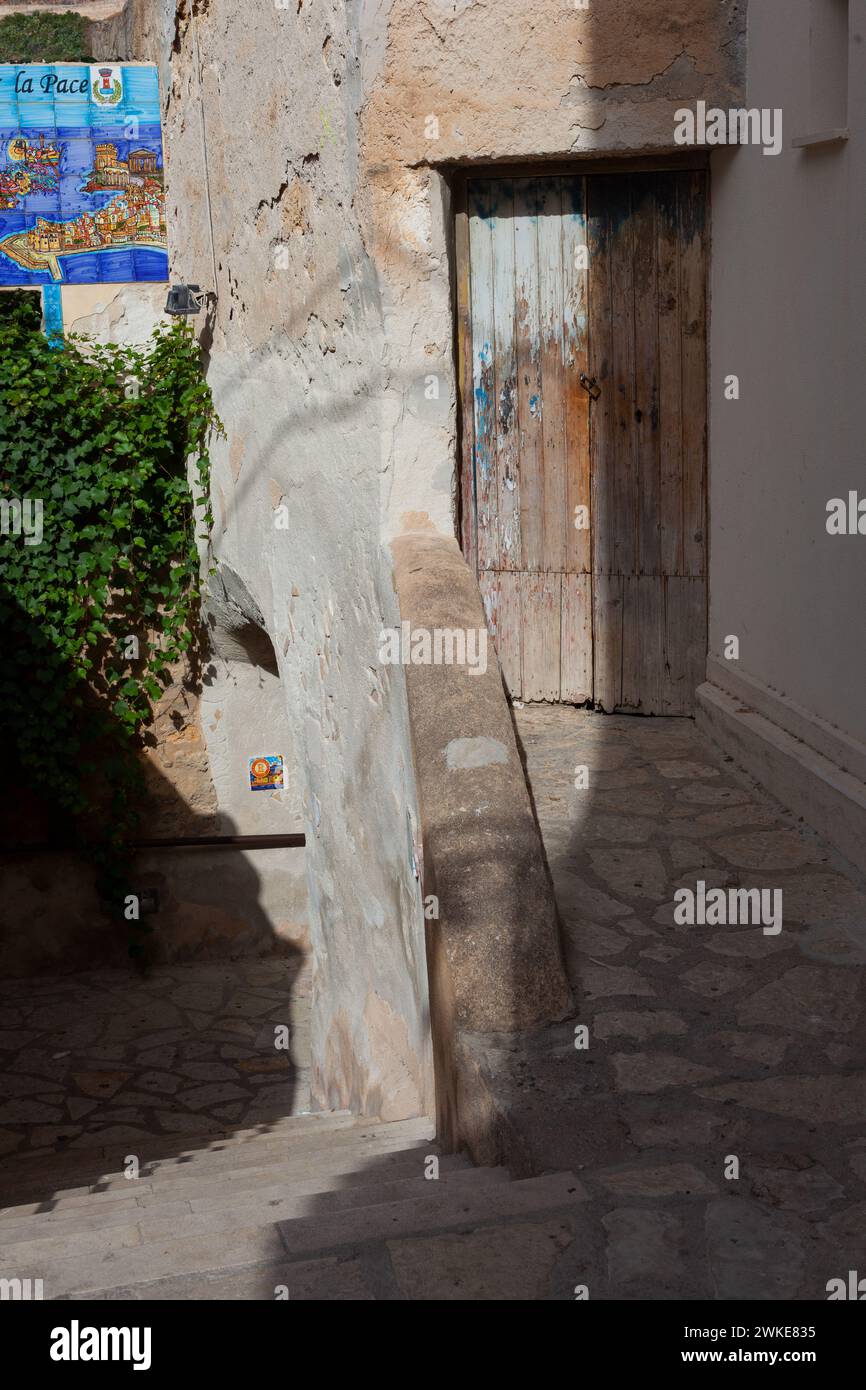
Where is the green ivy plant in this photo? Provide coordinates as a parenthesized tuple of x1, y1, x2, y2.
(0, 296, 219, 947)
(0, 11, 90, 63)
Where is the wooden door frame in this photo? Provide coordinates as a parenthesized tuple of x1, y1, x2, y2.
(451, 152, 709, 576)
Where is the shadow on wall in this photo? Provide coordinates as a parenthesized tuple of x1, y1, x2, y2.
(0, 576, 306, 979)
(0, 581, 313, 1210)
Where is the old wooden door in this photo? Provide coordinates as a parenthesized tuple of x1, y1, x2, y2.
(458, 168, 707, 714)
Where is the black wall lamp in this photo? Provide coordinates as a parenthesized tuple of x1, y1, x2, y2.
(164, 283, 209, 316)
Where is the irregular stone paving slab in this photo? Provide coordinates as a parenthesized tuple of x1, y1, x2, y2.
(641, 943, 682, 964)
(668, 840, 720, 872)
(706, 931, 788, 959)
(588, 847, 669, 899)
(564, 922, 630, 958)
(715, 830, 821, 870)
(749, 1159, 844, 1212)
(596, 788, 666, 816)
(387, 1218, 576, 1301)
(603, 1208, 686, 1289)
(593, 1010, 688, 1041)
(592, 767, 653, 790)
(612, 1053, 717, 1092)
(705, 1198, 805, 1300)
(624, 1109, 723, 1150)
(795, 924, 866, 966)
(713, 1032, 788, 1066)
(655, 761, 720, 780)
(676, 782, 749, 806)
(583, 967, 656, 1001)
(699, 1075, 866, 1124)
(514, 706, 866, 1300)
(737, 964, 861, 1035)
(680, 962, 751, 997)
(595, 1163, 717, 1198)
(773, 872, 866, 924)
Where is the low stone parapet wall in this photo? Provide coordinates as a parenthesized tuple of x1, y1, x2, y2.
(391, 529, 572, 1156)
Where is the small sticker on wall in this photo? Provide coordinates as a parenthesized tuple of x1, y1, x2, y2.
(249, 755, 284, 792)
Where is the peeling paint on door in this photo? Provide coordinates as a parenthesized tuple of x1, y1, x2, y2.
(463, 169, 708, 713)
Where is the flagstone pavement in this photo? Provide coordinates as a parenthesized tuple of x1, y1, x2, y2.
(1, 707, 865, 1298)
(0, 956, 311, 1165)
(508, 706, 866, 1298)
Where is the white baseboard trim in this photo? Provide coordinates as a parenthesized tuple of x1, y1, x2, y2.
(696, 679, 866, 873)
(704, 657, 866, 784)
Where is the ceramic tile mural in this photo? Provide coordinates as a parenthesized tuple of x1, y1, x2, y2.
(0, 63, 167, 285)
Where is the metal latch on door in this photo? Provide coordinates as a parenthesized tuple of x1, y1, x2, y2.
(579, 372, 601, 400)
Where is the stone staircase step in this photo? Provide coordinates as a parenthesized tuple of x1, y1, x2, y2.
(0, 1116, 436, 1206)
(0, 1113, 432, 1189)
(184, 1156, 480, 1215)
(0, 1197, 191, 1246)
(0, 1150, 472, 1222)
(0, 1165, 510, 1252)
(80, 1258, 368, 1301)
(48, 1225, 292, 1297)
(275, 1171, 588, 1259)
(142, 1165, 513, 1245)
(1, 1189, 143, 1222)
(17, 1171, 587, 1298)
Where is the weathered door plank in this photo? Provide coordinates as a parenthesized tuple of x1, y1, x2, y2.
(561, 572, 592, 703)
(621, 574, 664, 713)
(632, 174, 661, 579)
(479, 570, 521, 702)
(491, 181, 521, 570)
(455, 184, 477, 570)
(608, 177, 637, 580)
(537, 177, 568, 573)
(657, 173, 684, 578)
(468, 181, 500, 572)
(663, 574, 706, 714)
(513, 178, 545, 573)
(497, 570, 523, 699)
(587, 177, 615, 581)
(562, 175, 591, 579)
(592, 572, 623, 712)
(680, 170, 708, 580)
(522, 572, 561, 702)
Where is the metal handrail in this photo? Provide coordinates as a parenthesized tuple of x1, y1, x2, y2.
(3, 833, 306, 855)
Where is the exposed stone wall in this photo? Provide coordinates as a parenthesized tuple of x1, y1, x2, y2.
(365, 0, 745, 164)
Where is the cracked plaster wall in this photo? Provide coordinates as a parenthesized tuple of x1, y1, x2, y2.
(148, 0, 437, 1120)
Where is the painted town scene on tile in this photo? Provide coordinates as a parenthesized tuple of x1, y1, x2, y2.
(0, 63, 166, 284)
